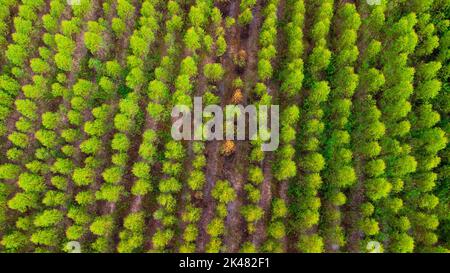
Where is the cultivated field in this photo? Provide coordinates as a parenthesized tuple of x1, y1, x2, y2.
(0, 0, 449, 253)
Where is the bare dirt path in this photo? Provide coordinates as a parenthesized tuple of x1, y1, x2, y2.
(222, 0, 264, 252)
(197, 0, 242, 253)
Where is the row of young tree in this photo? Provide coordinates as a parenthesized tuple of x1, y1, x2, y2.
(291, 0, 334, 253)
(151, 0, 212, 252)
(1, 0, 76, 252)
(404, 0, 447, 252)
(433, 0, 450, 251)
(348, 0, 447, 253)
(267, 0, 306, 253)
(57, 0, 117, 252)
(47, 0, 102, 252)
(90, 0, 161, 252)
(350, 2, 388, 252)
(205, 180, 236, 252)
(238, 0, 257, 26)
(0, 0, 448, 253)
(79, 1, 130, 252)
(237, 0, 280, 252)
(0, 0, 17, 76)
(179, 142, 206, 253)
(1, 0, 47, 145)
(117, 1, 175, 252)
(3, 0, 152, 252)
(320, 2, 360, 252)
(375, 5, 421, 253)
(178, 1, 228, 253)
